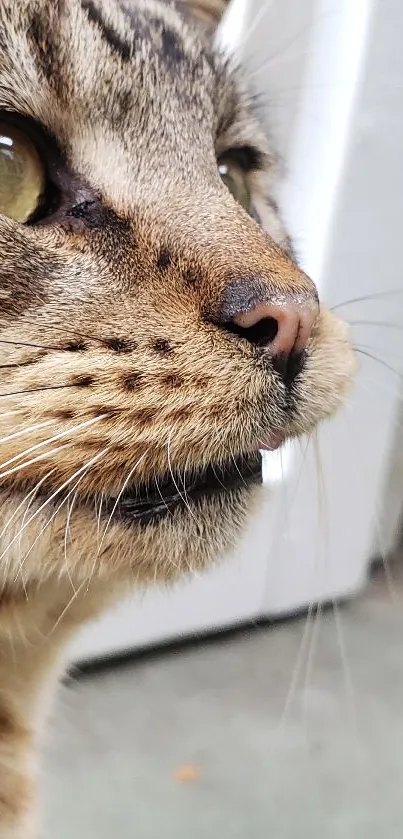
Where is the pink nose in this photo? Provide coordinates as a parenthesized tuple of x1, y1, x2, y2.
(229, 298, 319, 384)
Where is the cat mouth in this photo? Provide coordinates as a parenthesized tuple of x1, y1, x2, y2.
(102, 451, 263, 526)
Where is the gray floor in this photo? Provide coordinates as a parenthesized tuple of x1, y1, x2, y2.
(41, 562, 403, 839)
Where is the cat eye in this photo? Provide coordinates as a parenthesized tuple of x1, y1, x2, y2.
(0, 122, 45, 223)
(218, 158, 252, 214)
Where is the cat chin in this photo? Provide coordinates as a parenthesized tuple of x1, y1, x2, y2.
(82, 483, 264, 585)
(0, 484, 264, 591)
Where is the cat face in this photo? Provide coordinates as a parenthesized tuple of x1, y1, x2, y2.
(0, 0, 355, 587)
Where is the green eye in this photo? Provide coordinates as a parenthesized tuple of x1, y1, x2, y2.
(218, 158, 252, 214)
(0, 122, 45, 223)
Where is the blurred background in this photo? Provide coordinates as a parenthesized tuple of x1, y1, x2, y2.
(41, 0, 403, 837)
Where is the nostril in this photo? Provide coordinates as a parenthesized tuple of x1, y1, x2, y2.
(217, 287, 318, 386)
(229, 301, 302, 357)
(224, 316, 279, 347)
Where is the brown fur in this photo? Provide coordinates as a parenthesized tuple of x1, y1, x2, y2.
(0, 0, 356, 834)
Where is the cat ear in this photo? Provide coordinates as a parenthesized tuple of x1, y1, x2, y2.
(177, 1, 231, 31)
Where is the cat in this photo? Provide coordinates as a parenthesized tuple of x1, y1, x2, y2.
(0, 0, 356, 835)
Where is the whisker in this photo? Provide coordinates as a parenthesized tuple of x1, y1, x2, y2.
(312, 432, 330, 545)
(0, 363, 46, 370)
(263, 438, 319, 740)
(0, 420, 53, 447)
(300, 433, 330, 738)
(332, 599, 360, 746)
(96, 492, 105, 543)
(152, 471, 174, 520)
(16, 469, 58, 559)
(354, 342, 403, 362)
(351, 319, 403, 332)
(235, 0, 274, 52)
(211, 464, 228, 492)
(0, 469, 56, 542)
(0, 384, 79, 399)
(15, 471, 92, 585)
(47, 579, 87, 637)
(227, 441, 247, 487)
(301, 603, 322, 742)
(342, 412, 399, 604)
(64, 485, 80, 590)
(357, 376, 403, 411)
(355, 348, 403, 377)
(0, 339, 69, 352)
(274, 603, 316, 735)
(0, 469, 57, 584)
(0, 443, 73, 480)
(0, 414, 107, 475)
(19, 317, 110, 347)
(97, 449, 149, 558)
(247, 7, 340, 78)
(0, 410, 25, 420)
(0, 447, 109, 568)
(177, 460, 193, 512)
(166, 431, 200, 525)
(331, 289, 403, 311)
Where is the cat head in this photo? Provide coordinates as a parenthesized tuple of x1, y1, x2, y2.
(0, 0, 356, 589)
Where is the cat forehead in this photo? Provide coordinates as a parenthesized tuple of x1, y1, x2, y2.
(0, 0, 254, 203)
(0, 0, 236, 133)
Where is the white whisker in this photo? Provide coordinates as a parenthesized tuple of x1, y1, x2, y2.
(332, 599, 361, 749)
(0, 419, 53, 447)
(274, 604, 316, 736)
(47, 579, 87, 637)
(247, 7, 340, 79)
(235, 0, 273, 52)
(300, 434, 328, 738)
(0, 409, 25, 420)
(153, 470, 174, 520)
(97, 449, 149, 558)
(227, 441, 247, 487)
(0, 443, 74, 480)
(0, 448, 109, 567)
(166, 430, 200, 525)
(16, 469, 57, 564)
(96, 492, 105, 543)
(0, 469, 55, 543)
(0, 414, 107, 474)
(64, 486, 81, 592)
(342, 413, 399, 603)
(15, 474, 87, 584)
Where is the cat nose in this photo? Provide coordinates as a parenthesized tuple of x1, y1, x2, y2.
(224, 294, 319, 385)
